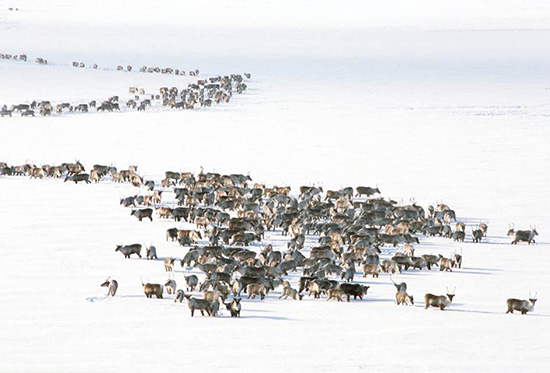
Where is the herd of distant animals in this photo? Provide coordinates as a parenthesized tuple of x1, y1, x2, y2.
(0, 160, 540, 317)
(0, 52, 250, 117)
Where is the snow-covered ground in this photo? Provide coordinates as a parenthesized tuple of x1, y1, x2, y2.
(1, 1, 550, 372)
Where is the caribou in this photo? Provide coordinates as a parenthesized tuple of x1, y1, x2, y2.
(184, 275, 199, 292)
(451, 250, 462, 269)
(439, 255, 453, 272)
(225, 297, 242, 317)
(130, 208, 153, 221)
(146, 245, 158, 260)
(164, 257, 175, 271)
(183, 295, 215, 317)
(142, 282, 163, 299)
(115, 244, 142, 258)
(508, 224, 538, 245)
(396, 291, 414, 306)
(100, 278, 118, 297)
(506, 293, 537, 314)
(472, 228, 483, 243)
(424, 287, 455, 310)
(355, 186, 380, 197)
(164, 275, 177, 295)
(64, 173, 90, 184)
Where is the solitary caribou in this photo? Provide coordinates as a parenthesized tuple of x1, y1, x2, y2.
(506, 293, 537, 314)
(100, 278, 118, 296)
(424, 287, 455, 310)
(115, 244, 142, 258)
(507, 224, 538, 245)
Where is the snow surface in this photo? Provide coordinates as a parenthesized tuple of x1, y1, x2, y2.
(1, 1, 550, 372)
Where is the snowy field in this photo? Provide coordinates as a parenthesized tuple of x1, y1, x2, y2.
(1, 1, 550, 372)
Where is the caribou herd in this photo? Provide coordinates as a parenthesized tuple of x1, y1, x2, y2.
(1, 52, 250, 117)
(1, 74, 248, 117)
(0, 160, 540, 317)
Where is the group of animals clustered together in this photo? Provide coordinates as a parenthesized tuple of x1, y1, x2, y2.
(0, 52, 250, 117)
(0, 160, 539, 317)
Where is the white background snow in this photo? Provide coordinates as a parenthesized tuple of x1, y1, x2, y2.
(1, 1, 550, 371)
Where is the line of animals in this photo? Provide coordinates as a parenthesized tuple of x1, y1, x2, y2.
(1, 51, 200, 76)
(0, 160, 539, 316)
(0, 73, 249, 117)
(73, 61, 198, 76)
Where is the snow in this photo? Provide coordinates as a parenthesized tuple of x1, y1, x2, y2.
(1, 1, 550, 371)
